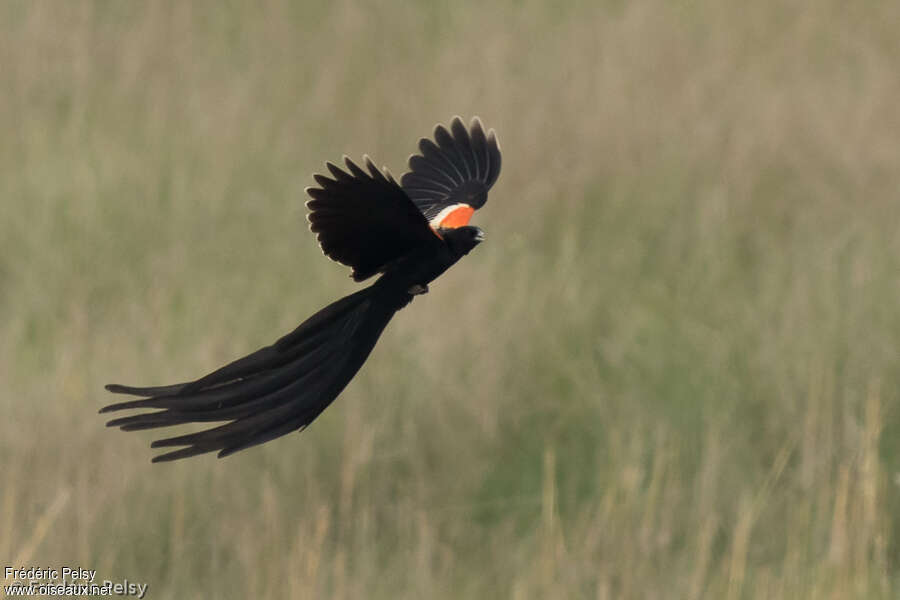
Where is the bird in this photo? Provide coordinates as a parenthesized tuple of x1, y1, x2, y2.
(100, 116, 501, 462)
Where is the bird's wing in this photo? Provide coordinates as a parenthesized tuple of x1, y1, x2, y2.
(306, 156, 440, 282)
(401, 116, 501, 229)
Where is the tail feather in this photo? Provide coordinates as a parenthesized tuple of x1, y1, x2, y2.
(104, 383, 191, 397)
(101, 326, 344, 417)
(109, 351, 340, 431)
(102, 284, 403, 461)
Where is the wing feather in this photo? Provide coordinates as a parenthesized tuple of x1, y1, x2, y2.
(306, 156, 439, 281)
(401, 116, 502, 227)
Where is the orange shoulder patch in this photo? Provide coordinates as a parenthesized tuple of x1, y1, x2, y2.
(433, 204, 475, 229)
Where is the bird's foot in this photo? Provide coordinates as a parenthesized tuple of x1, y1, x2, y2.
(408, 283, 429, 295)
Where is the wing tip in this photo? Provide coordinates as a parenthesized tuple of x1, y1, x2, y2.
(325, 161, 345, 180)
(425, 115, 502, 160)
(432, 121, 449, 139)
(487, 128, 501, 152)
(450, 115, 466, 134)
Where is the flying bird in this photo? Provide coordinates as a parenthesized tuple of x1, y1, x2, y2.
(101, 116, 501, 462)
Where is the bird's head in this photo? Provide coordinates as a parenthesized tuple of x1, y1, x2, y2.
(441, 225, 485, 257)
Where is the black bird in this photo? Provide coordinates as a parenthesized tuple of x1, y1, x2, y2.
(101, 116, 501, 462)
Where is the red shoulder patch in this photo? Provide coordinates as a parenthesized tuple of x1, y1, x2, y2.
(431, 204, 475, 229)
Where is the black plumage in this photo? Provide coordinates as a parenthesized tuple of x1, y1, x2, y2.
(102, 117, 501, 462)
(401, 116, 501, 222)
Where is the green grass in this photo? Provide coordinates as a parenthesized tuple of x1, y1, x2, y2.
(3, 1, 900, 598)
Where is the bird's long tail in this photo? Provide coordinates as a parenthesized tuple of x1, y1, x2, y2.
(101, 284, 405, 462)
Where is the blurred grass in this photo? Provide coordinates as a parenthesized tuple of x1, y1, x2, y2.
(2, 0, 900, 598)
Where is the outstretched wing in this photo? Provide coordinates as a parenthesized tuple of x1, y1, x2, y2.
(306, 156, 440, 282)
(401, 116, 501, 229)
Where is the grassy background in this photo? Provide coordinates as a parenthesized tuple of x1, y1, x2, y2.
(3, 1, 900, 598)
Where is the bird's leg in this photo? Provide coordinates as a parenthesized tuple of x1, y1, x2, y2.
(407, 283, 429, 295)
